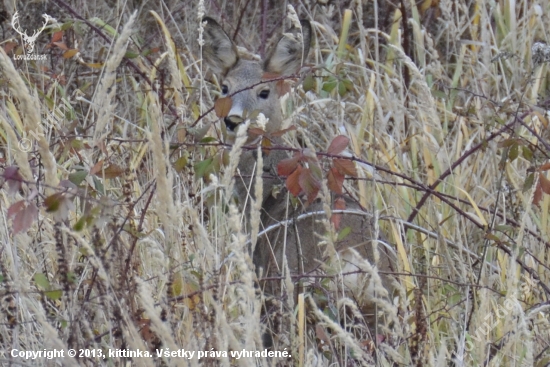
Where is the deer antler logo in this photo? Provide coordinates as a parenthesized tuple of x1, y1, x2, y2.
(11, 11, 51, 54)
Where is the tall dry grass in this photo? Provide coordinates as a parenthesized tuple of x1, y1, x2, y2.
(0, 0, 549, 366)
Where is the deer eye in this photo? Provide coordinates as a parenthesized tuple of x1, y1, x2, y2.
(221, 84, 229, 95)
(259, 89, 270, 99)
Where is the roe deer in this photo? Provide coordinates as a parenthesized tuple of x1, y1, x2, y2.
(202, 16, 396, 344)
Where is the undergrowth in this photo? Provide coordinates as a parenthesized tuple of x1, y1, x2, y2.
(0, 0, 549, 366)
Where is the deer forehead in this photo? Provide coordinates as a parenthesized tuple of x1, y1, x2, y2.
(224, 60, 269, 89)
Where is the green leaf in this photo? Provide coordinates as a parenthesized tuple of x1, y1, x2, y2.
(431, 89, 447, 100)
(89, 17, 117, 37)
(494, 224, 514, 232)
(70, 139, 86, 150)
(34, 273, 50, 290)
(44, 194, 62, 212)
(93, 176, 105, 195)
(66, 272, 77, 284)
(342, 79, 353, 91)
(337, 226, 352, 241)
(498, 138, 517, 148)
(74, 211, 98, 231)
(45, 290, 62, 301)
(303, 74, 315, 92)
(200, 137, 217, 143)
(522, 173, 534, 192)
(69, 170, 88, 185)
(124, 51, 139, 59)
(522, 146, 533, 162)
(60, 21, 74, 31)
(173, 155, 188, 172)
(338, 81, 347, 96)
(194, 158, 213, 180)
(74, 216, 86, 231)
(509, 143, 519, 161)
(322, 77, 338, 93)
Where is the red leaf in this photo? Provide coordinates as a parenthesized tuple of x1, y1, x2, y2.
(327, 167, 345, 194)
(3, 166, 23, 195)
(276, 80, 291, 96)
(540, 173, 550, 195)
(286, 164, 302, 197)
(334, 197, 346, 211)
(9, 201, 38, 235)
(327, 135, 350, 155)
(278, 155, 300, 176)
(7, 200, 26, 219)
(248, 127, 266, 136)
(214, 97, 232, 118)
(271, 125, 296, 138)
(52, 41, 69, 51)
(536, 162, 550, 172)
(90, 160, 104, 175)
(331, 197, 346, 229)
(262, 72, 281, 80)
(51, 31, 63, 43)
(533, 181, 543, 206)
(299, 168, 321, 203)
(333, 158, 357, 177)
(3, 41, 18, 54)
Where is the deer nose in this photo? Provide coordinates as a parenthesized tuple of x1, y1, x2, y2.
(224, 115, 244, 131)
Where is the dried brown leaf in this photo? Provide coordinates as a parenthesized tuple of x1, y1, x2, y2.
(63, 49, 79, 59)
(214, 97, 232, 118)
(333, 158, 357, 177)
(261, 137, 272, 155)
(90, 160, 104, 175)
(101, 164, 125, 179)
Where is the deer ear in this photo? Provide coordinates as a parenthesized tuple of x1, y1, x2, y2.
(202, 17, 239, 76)
(264, 20, 311, 76)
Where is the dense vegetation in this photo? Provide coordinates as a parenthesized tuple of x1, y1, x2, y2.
(0, 0, 549, 366)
